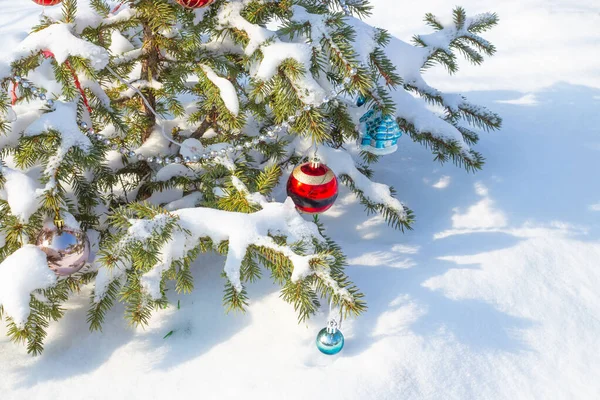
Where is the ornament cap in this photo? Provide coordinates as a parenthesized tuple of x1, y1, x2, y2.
(309, 157, 321, 169)
(326, 319, 339, 334)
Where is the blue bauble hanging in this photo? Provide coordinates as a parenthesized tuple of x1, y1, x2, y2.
(359, 109, 403, 155)
(316, 321, 345, 355)
(356, 95, 367, 107)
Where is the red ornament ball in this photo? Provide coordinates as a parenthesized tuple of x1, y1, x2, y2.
(175, 0, 215, 9)
(287, 160, 338, 214)
(31, 0, 62, 5)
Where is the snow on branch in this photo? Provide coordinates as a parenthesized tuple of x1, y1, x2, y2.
(294, 138, 406, 215)
(288, 137, 412, 231)
(215, 1, 327, 105)
(23, 101, 93, 188)
(0, 167, 42, 222)
(414, 8, 499, 72)
(24, 101, 92, 154)
(94, 199, 353, 303)
(200, 65, 240, 116)
(216, 2, 277, 56)
(15, 23, 109, 70)
(0, 245, 57, 327)
(345, 13, 500, 165)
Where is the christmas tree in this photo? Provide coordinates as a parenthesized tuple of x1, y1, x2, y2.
(0, 0, 500, 355)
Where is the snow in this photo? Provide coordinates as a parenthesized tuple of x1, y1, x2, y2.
(22, 101, 92, 190)
(1, 104, 44, 151)
(147, 187, 184, 206)
(164, 192, 203, 211)
(497, 93, 539, 106)
(200, 65, 240, 115)
(155, 164, 196, 181)
(368, 0, 600, 92)
(15, 23, 109, 70)
(0, 245, 56, 328)
(254, 42, 305, 79)
(431, 175, 451, 189)
(127, 215, 170, 241)
(216, 2, 276, 56)
(438, 182, 508, 237)
(24, 101, 92, 155)
(1, 1, 600, 400)
(115, 198, 325, 294)
(0, 167, 42, 222)
(93, 258, 128, 303)
(217, 2, 327, 105)
(109, 30, 134, 55)
(80, 77, 113, 109)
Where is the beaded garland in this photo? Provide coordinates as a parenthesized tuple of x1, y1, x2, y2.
(8, 0, 367, 167)
(7, 0, 367, 166)
(10, 74, 355, 166)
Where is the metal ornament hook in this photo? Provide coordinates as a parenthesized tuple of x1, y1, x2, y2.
(309, 156, 321, 169)
(327, 296, 344, 332)
(106, 66, 181, 148)
(326, 319, 339, 334)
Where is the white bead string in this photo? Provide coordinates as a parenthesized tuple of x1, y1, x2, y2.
(7, 2, 362, 166)
(327, 296, 344, 333)
(106, 66, 182, 148)
(10, 67, 359, 166)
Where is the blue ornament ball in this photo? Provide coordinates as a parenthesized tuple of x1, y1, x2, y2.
(316, 327, 345, 355)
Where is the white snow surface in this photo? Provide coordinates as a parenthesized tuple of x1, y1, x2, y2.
(1, 1, 600, 400)
(0, 245, 56, 328)
(15, 23, 109, 70)
(200, 65, 240, 115)
(113, 198, 326, 296)
(24, 101, 92, 155)
(0, 167, 42, 222)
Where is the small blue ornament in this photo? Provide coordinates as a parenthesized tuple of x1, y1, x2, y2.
(316, 321, 344, 355)
(358, 109, 403, 155)
(356, 95, 366, 107)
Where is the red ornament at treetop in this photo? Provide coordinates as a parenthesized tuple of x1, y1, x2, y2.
(287, 159, 338, 214)
(175, 0, 215, 9)
(31, 0, 62, 5)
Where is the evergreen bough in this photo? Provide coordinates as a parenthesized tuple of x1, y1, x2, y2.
(0, 0, 500, 354)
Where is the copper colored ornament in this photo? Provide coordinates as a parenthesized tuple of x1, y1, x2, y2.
(36, 227, 90, 276)
(175, 0, 215, 9)
(287, 159, 338, 214)
(31, 0, 63, 5)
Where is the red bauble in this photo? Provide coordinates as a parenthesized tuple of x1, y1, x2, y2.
(175, 0, 215, 9)
(287, 161, 338, 214)
(31, 0, 62, 5)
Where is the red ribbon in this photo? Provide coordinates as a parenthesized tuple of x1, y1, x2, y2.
(11, 81, 18, 106)
(110, 0, 127, 15)
(111, 3, 122, 14)
(41, 50, 92, 114)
